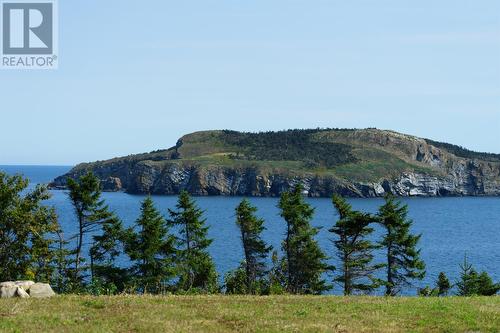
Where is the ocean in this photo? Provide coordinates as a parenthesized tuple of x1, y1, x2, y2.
(1, 165, 499, 295)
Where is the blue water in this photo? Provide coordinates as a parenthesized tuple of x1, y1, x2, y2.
(2, 165, 500, 295)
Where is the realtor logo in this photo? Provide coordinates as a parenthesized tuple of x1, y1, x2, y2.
(1, 0, 58, 69)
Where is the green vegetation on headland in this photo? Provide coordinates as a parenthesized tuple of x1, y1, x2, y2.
(424, 138, 500, 162)
(215, 129, 358, 168)
(50, 128, 500, 197)
(85, 128, 500, 170)
(64, 129, 440, 181)
(1, 295, 499, 333)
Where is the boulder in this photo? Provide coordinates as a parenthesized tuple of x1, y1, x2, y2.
(15, 286, 30, 298)
(0, 285, 18, 298)
(28, 283, 55, 298)
(15, 280, 35, 291)
(1, 281, 54, 298)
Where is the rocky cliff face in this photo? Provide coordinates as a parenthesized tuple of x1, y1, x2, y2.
(50, 129, 500, 198)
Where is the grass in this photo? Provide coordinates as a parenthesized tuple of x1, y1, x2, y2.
(1, 295, 499, 332)
(163, 147, 439, 184)
(331, 148, 439, 182)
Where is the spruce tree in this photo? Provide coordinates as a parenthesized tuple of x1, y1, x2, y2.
(268, 250, 287, 294)
(52, 229, 73, 293)
(90, 215, 128, 293)
(456, 256, 500, 296)
(279, 185, 330, 294)
(125, 197, 176, 293)
(67, 172, 117, 284)
(436, 272, 451, 296)
(456, 255, 478, 296)
(168, 191, 218, 293)
(378, 196, 425, 296)
(476, 272, 500, 296)
(234, 199, 272, 293)
(331, 195, 382, 295)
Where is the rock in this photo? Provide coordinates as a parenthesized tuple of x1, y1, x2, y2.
(1, 285, 18, 298)
(0, 281, 15, 288)
(373, 183, 386, 196)
(1, 281, 54, 298)
(28, 283, 55, 298)
(15, 280, 35, 291)
(101, 176, 122, 191)
(15, 286, 30, 298)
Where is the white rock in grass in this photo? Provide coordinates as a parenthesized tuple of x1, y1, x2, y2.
(0, 282, 15, 288)
(0, 286, 18, 298)
(28, 283, 55, 298)
(16, 286, 30, 298)
(15, 281, 35, 291)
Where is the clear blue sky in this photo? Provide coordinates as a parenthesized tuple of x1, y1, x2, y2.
(1, 0, 499, 165)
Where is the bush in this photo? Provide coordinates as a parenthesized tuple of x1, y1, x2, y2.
(418, 286, 438, 297)
(222, 129, 357, 168)
(224, 267, 248, 295)
(86, 278, 118, 296)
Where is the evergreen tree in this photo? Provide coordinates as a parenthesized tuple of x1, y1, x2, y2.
(436, 272, 451, 296)
(476, 271, 500, 296)
(168, 191, 218, 293)
(456, 256, 500, 296)
(90, 215, 128, 294)
(331, 195, 382, 295)
(67, 172, 117, 284)
(67, 172, 116, 288)
(52, 229, 73, 293)
(0, 172, 60, 281)
(378, 196, 425, 296)
(234, 199, 272, 293)
(456, 255, 478, 296)
(125, 197, 176, 294)
(279, 185, 331, 294)
(268, 250, 287, 295)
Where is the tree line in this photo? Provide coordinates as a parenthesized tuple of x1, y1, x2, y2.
(424, 138, 500, 162)
(0, 171, 498, 296)
(221, 129, 357, 168)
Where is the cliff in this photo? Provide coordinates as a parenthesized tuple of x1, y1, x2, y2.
(50, 129, 500, 197)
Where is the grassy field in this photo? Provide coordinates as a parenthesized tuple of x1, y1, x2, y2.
(0, 295, 499, 332)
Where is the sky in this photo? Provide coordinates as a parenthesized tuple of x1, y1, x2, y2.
(0, 0, 499, 165)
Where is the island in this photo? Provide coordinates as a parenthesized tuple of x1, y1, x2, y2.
(50, 128, 500, 197)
